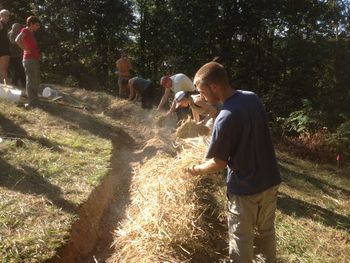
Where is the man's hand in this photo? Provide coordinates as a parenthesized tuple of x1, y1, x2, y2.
(184, 165, 199, 176)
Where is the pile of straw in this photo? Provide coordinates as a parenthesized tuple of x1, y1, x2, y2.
(155, 114, 177, 129)
(108, 138, 214, 262)
(176, 118, 210, 139)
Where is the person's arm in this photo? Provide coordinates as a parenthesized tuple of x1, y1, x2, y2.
(191, 108, 201, 123)
(157, 88, 171, 110)
(185, 157, 227, 176)
(165, 99, 177, 115)
(8, 31, 16, 43)
(15, 31, 29, 52)
(194, 98, 218, 118)
(132, 92, 138, 102)
(127, 58, 133, 70)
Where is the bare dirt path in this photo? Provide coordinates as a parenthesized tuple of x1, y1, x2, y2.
(47, 109, 164, 263)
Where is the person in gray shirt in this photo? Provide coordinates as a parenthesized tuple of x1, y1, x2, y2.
(128, 76, 154, 109)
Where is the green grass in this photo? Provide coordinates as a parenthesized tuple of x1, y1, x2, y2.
(0, 91, 117, 262)
(275, 150, 350, 262)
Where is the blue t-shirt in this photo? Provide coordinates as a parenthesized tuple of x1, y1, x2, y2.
(206, 90, 281, 195)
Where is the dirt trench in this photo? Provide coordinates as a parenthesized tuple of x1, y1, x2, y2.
(46, 123, 158, 263)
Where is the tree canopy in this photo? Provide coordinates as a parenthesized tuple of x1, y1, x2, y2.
(2, 0, 350, 130)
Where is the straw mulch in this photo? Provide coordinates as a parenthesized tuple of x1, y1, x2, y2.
(155, 114, 178, 129)
(108, 137, 217, 263)
(176, 118, 210, 139)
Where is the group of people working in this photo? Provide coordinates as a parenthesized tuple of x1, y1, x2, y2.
(0, 9, 41, 109)
(1, 10, 282, 262)
(115, 52, 221, 127)
(116, 53, 282, 263)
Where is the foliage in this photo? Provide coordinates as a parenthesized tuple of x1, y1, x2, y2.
(4, 0, 135, 91)
(1, 0, 349, 129)
(277, 99, 323, 135)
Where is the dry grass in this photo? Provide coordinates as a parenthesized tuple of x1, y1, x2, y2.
(176, 118, 210, 139)
(108, 135, 227, 262)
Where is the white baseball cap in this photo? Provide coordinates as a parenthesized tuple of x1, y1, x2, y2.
(175, 91, 186, 102)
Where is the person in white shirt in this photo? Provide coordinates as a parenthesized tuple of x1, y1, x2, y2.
(157, 73, 196, 116)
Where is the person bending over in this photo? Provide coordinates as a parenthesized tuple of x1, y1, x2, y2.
(128, 76, 154, 109)
(174, 90, 220, 128)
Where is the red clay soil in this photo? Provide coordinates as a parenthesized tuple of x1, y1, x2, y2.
(46, 127, 142, 263)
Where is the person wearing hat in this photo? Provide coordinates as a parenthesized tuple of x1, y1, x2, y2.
(128, 76, 154, 109)
(185, 61, 281, 262)
(157, 73, 196, 119)
(174, 90, 220, 127)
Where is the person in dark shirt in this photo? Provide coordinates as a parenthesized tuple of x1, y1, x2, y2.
(8, 23, 25, 88)
(128, 76, 154, 109)
(185, 61, 281, 262)
(0, 9, 10, 84)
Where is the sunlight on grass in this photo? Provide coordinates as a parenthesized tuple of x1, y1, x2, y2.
(276, 150, 350, 263)
(0, 97, 115, 262)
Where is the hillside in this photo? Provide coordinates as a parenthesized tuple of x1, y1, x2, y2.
(0, 86, 349, 263)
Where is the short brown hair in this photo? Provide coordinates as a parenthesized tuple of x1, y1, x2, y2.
(26, 16, 41, 26)
(195, 62, 229, 87)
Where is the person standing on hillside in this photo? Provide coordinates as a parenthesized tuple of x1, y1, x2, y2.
(15, 16, 41, 108)
(185, 62, 281, 262)
(8, 23, 25, 88)
(116, 51, 133, 98)
(157, 73, 196, 120)
(0, 9, 11, 84)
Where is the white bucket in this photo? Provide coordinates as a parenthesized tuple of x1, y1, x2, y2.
(0, 84, 22, 102)
(42, 87, 58, 98)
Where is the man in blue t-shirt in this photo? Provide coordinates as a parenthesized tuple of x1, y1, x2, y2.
(185, 62, 281, 262)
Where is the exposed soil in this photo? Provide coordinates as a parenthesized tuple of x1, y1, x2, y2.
(45, 102, 172, 262)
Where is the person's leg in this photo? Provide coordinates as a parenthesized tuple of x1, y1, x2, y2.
(254, 185, 279, 263)
(142, 86, 153, 109)
(18, 58, 26, 88)
(227, 194, 258, 262)
(118, 77, 124, 97)
(23, 59, 40, 105)
(13, 57, 24, 87)
(0, 55, 10, 83)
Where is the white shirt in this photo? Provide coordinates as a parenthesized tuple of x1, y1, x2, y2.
(170, 73, 195, 93)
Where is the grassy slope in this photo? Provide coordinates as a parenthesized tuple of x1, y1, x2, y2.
(0, 89, 116, 262)
(275, 150, 350, 262)
(0, 86, 349, 262)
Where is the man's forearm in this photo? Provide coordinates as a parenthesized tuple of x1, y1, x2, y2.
(186, 158, 227, 176)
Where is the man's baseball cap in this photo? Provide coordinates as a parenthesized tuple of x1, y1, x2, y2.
(175, 91, 186, 109)
(175, 91, 186, 102)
